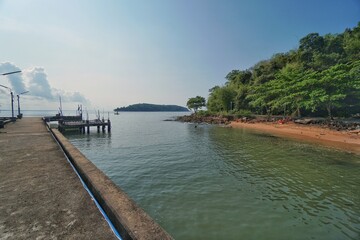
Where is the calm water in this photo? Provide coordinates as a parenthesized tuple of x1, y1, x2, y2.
(63, 112, 360, 240)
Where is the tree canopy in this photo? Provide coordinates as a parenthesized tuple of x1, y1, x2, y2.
(187, 96, 206, 113)
(205, 22, 360, 118)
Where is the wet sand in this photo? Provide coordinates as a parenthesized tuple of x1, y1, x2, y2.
(230, 121, 360, 154)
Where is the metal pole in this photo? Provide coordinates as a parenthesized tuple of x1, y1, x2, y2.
(17, 95, 20, 116)
(11, 91, 14, 118)
(0, 71, 22, 117)
(16, 91, 28, 118)
(1, 70, 21, 76)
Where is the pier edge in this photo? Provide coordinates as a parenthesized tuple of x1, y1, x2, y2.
(49, 126, 173, 240)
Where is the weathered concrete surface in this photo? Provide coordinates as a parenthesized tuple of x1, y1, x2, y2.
(52, 129, 173, 240)
(0, 118, 116, 239)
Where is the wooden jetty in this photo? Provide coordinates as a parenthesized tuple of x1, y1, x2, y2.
(42, 105, 111, 134)
(43, 114, 83, 122)
(58, 118, 111, 133)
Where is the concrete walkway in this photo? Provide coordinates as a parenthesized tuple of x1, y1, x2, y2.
(0, 118, 116, 239)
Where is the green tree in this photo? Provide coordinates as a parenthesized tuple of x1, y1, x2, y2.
(299, 61, 360, 118)
(207, 86, 222, 112)
(205, 22, 360, 118)
(224, 70, 252, 111)
(187, 96, 206, 113)
(246, 83, 271, 116)
(207, 86, 236, 112)
(343, 22, 360, 61)
(225, 70, 252, 86)
(273, 63, 309, 117)
(234, 84, 250, 111)
(251, 60, 276, 84)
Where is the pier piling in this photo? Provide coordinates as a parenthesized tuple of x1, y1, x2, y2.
(108, 119, 111, 133)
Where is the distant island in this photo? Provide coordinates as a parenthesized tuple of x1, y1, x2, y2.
(114, 103, 189, 112)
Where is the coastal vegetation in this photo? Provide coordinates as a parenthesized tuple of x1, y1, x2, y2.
(186, 96, 206, 113)
(195, 22, 360, 119)
(114, 103, 189, 112)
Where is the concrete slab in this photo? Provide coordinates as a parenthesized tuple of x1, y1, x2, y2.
(0, 118, 117, 239)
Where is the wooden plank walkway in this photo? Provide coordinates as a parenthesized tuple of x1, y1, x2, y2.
(0, 118, 117, 239)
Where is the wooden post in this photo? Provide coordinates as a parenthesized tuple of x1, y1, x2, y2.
(97, 126, 100, 133)
(102, 125, 105, 133)
(86, 120, 90, 134)
(58, 121, 63, 133)
(107, 119, 111, 133)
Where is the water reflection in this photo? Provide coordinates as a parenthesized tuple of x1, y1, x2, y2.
(65, 130, 111, 140)
(64, 131, 112, 152)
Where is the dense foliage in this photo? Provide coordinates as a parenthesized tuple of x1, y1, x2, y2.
(115, 103, 189, 112)
(207, 22, 360, 118)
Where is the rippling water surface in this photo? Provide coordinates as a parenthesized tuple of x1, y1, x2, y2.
(65, 112, 360, 240)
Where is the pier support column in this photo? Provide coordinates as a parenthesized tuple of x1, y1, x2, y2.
(97, 126, 100, 133)
(58, 121, 63, 133)
(107, 120, 111, 133)
(102, 125, 105, 133)
(86, 120, 90, 134)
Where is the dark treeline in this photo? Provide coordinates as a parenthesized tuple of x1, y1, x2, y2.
(207, 22, 360, 118)
(115, 103, 189, 112)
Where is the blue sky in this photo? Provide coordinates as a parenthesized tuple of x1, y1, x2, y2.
(0, 0, 359, 110)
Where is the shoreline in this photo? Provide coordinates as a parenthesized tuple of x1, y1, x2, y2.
(230, 121, 360, 155)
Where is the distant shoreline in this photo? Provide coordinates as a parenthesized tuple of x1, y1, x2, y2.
(115, 110, 189, 112)
(115, 103, 189, 112)
(230, 121, 360, 155)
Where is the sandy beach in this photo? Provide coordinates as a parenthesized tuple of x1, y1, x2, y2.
(230, 121, 360, 155)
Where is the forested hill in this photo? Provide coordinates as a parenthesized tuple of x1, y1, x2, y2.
(206, 22, 360, 118)
(114, 103, 189, 112)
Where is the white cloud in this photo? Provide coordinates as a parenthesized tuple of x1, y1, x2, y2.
(25, 67, 54, 100)
(0, 62, 25, 93)
(0, 62, 90, 107)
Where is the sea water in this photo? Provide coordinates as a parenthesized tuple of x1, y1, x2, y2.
(61, 112, 359, 239)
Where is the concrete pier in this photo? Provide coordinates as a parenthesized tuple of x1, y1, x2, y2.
(0, 117, 173, 240)
(0, 118, 117, 239)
